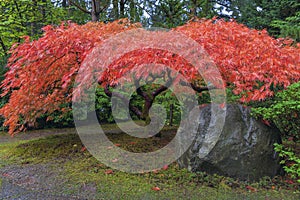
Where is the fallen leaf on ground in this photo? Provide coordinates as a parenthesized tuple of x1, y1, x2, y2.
(162, 165, 168, 170)
(105, 170, 114, 174)
(246, 185, 257, 192)
(152, 186, 160, 191)
(81, 146, 87, 152)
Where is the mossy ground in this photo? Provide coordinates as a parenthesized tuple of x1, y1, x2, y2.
(0, 125, 299, 199)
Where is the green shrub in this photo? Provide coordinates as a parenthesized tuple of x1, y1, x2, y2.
(0, 55, 9, 131)
(252, 81, 300, 140)
(274, 143, 300, 183)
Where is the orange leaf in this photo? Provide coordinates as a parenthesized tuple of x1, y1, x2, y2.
(105, 170, 114, 174)
(246, 185, 257, 192)
(151, 186, 160, 191)
(261, 119, 271, 126)
(219, 103, 225, 109)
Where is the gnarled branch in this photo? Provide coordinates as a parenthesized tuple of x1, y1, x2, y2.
(104, 85, 143, 118)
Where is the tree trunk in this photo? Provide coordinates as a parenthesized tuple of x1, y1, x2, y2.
(120, 0, 125, 18)
(169, 103, 174, 126)
(113, 0, 119, 19)
(203, 0, 209, 17)
(62, 0, 67, 7)
(0, 37, 7, 56)
(190, 0, 197, 17)
(91, 0, 101, 22)
(142, 98, 153, 125)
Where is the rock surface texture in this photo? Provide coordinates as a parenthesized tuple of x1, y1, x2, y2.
(177, 104, 282, 181)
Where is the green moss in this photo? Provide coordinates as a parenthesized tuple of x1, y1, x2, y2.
(0, 129, 299, 199)
(0, 142, 22, 166)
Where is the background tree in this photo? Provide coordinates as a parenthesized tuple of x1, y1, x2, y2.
(227, 0, 300, 40)
(0, 0, 68, 57)
(271, 11, 300, 42)
(67, 0, 108, 22)
(150, 0, 189, 28)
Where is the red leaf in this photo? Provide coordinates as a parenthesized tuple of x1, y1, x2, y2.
(162, 165, 169, 170)
(2, 173, 12, 178)
(246, 185, 257, 192)
(219, 103, 225, 109)
(261, 119, 271, 126)
(151, 186, 160, 191)
(285, 180, 294, 184)
(105, 170, 114, 174)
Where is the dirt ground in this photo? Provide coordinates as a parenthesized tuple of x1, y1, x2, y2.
(0, 128, 95, 200)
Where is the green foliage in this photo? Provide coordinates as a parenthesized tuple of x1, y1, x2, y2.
(230, 0, 300, 39)
(151, 0, 189, 28)
(0, 0, 70, 56)
(271, 11, 300, 41)
(150, 0, 216, 28)
(95, 87, 114, 123)
(0, 55, 8, 81)
(154, 89, 182, 125)
(64, 1, 91, 24)
(274, 143, 300, 183)
(252, 82, 300, 140)
(0, 55, 8, 131)
(189, 0, 215, 18)
(42, 103, 74, 128)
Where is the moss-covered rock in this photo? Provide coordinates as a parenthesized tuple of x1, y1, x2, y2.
(178, 104, 283, 181)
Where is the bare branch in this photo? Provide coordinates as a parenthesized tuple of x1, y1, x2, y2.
(152, 85, 168, 97)
(69, 0, 91, 14)
(134, 77, 148, 99)
(180, 80, 215, 92)
(0, 37, 7, 56)
(152, 69, 173, 97)
(104, 85, 143, 118)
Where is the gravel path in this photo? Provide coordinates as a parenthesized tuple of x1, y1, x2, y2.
(0, 128, 98, 200)
(0, 163, 95, 199)
(0, 128, 76, 144)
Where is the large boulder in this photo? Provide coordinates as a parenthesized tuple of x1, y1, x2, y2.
(177, 104, 282, 181)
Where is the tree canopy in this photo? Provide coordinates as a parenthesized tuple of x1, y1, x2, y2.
(0, 18, 299, 134)
(1, 0, 299, 57)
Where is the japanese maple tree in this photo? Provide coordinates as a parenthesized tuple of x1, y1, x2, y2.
(0, 18, 299, 134)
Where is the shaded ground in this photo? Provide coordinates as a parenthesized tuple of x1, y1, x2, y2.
(0, 128, 75, 144)
(0, 128, 95, 199)
(1, 164, 78, 200)
(0, 126, 299, 200)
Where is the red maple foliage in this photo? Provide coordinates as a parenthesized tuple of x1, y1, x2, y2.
(0, 19, 140, 134)
(175, 18, 300, 102)
(0, 18, 299, 134)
